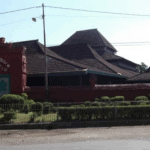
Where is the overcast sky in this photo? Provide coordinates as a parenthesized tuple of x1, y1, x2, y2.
(1, 0, 150, 66)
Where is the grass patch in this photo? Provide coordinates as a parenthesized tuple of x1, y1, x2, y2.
(0, 112, 57, 124)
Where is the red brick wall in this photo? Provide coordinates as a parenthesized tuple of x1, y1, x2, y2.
(0, 38, 27, 94)
(25, 83, 150, 102)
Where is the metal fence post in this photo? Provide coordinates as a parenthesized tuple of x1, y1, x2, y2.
(57, 103, 59, 121)
(115, 104, 117, 120)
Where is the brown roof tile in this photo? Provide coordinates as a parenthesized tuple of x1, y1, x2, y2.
(13, 40, 87, 74)
(128, 72, 150, 81)
(62, 29, 117, 52)
(49, 44, 135, 78)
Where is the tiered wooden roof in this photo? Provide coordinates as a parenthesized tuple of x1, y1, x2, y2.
(62, 29, 117, 52)
(49, 44, 137, 78)
(12, 40, 125, 78)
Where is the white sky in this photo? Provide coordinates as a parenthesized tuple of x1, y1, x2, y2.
(1, 0, 150, 66)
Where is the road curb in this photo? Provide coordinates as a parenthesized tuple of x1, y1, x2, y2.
(0, 120, 150, 130)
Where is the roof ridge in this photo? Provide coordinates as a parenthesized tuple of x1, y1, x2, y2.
(95, 29, 106, 47)
(128, 72, 144, 80)
(96, 30, 117, 52)
(89, 45, 134, 77)
(88, 45, 116, 73)
(13, 39, 39, 44)
(76, 28, 97, 32)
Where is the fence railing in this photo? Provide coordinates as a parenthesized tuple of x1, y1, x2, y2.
(0, 101, 150, 124)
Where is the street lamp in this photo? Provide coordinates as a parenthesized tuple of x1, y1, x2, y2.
(32, 3, 48, 101)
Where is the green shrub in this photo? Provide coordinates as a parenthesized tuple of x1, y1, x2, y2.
(80, 104, 85, 107)
(114, 96, 125, 101)
(139, 102, 147, 105)
(20, 93, 28, 101)
(117, 101, 131, 106)
(0, 94, 25, 104)
(52, 107, 57, 113)
(93, 98, 100, 102)
(26, 99, 35, 106)
(146, 100, 150, 105)
(109, 96, 125, 102)
(58, 108, 73, 121)
(28, 113, 37, 123)
(43, 105, 50, 114)
(91, 101, 100, 107)
(31, 102, 43, 115)
(59, 105, 150, 121)
(43, 102, 54, 113)
(110, 97, 116, 102)
(84, 101, 91, 106)
(22, 104, 29, 114)
(45, 102, 53, 107)
(71, 105, 79, 108)
(99, 102, 107, 106)
(43, 102, 50, 107)
(135, 96, 148, 101)
(0, 94, 25, 111)
(0, 111, 17, 123)
(101, 96, 110, 102)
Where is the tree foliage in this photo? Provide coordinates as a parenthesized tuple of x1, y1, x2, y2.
(136, 62, 148, 73)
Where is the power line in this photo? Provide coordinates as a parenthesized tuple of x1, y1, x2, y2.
(0, 6, 41, 15)
(0, 14, 144, 27)
(113, 44, 150, 46)
(0, 16, 42, 26)
(46, 14, 144, 18)
(45, 5, 150, 17)
(112, 41, 150, 44)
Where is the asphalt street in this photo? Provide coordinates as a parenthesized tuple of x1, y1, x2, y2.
(0, 125, 150, 149)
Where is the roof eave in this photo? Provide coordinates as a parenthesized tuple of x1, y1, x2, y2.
(87, 69, 127, 78)
(27, 69, 127, 78)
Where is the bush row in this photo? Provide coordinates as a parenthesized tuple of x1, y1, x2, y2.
(93, 95, 149, 102)
(59, 105, 150, 121)
(94, 96, 125, 102)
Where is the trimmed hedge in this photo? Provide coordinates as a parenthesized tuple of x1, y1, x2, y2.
(31, 102, 43, 115)
(100, 96, 110, 102)
(114, 96, 125, 101)
(110, 96, 125, 102)
(20, 93, 28, 101)
(117, 101, 131, 106)
(0, 94, 25, 111)
(0, 111, 17, 123)
(22, 104, 29, 114)
(58, 105, 150, 121)
(93, 98, 100, 102)
(135, 96, 148, 101)
(91, 101, 100, 107)
(0, 94, 25, 104)
(43, 105, 50, 114)
(84, 101, 91, 106)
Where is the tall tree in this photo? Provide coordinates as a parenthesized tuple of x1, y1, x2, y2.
(136, 62, 148, 73)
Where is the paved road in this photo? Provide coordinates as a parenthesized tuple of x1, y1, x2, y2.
(0, 125, 150, 149)
(0, 140, 150, 150)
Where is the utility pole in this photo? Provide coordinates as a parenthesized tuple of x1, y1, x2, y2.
(42, 3, 48, 101)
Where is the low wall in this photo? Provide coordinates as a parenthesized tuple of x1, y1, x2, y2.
(24, 83, 150, 102)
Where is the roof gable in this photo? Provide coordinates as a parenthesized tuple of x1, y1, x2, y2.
(13, 40, 44, 55)
(62, 29, 117, 52)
